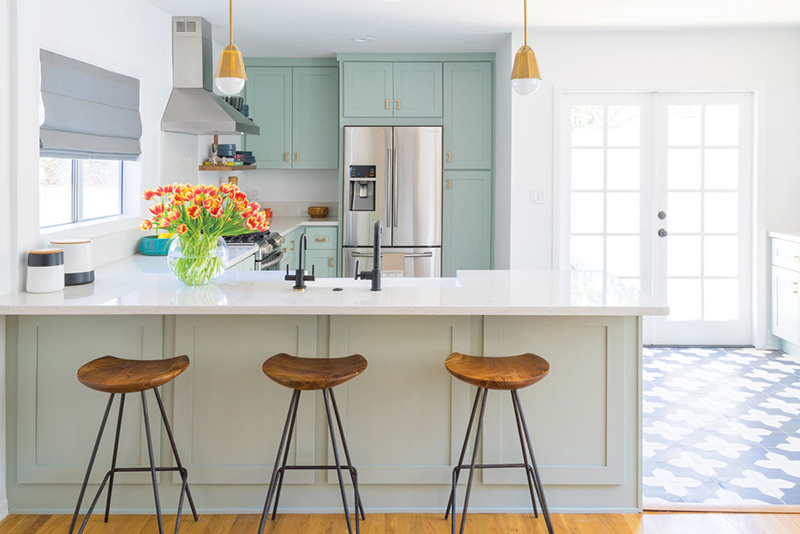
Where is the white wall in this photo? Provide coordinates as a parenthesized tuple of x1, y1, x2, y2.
(0, 0, 11, 519)
(8, 0, 175, 292)
(493, 34, 513, 269)
(497, 28, 800, 347)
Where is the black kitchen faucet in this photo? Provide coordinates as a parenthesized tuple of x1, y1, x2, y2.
(285, 233, 315, 291)
(355, 220, 382, 291)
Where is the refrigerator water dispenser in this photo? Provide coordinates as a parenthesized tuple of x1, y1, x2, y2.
(349, 165, 377, 212)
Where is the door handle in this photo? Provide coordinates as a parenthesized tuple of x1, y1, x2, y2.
(294, 152, 299, 162)
(284, 152, 289, 162)
(446, 152, 452, 162)
(658, 211, 667, 220)
(446, 179, 451, 189)
(386, 147, 393, 228)
(385, 99, 390, 109)
(329, 257, 334, 268)
(396, 99, 401, 110)
(393, 148, 399, 228)
(658, 229, 668, 238)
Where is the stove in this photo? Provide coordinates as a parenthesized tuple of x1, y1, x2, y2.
(223, 231, 285, 270)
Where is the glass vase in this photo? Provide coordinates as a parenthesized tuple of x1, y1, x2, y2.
(167, 235, 229, 286)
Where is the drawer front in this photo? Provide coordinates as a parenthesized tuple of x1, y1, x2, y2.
(305, 227, 338, 250)
(772, 239, 800, 272)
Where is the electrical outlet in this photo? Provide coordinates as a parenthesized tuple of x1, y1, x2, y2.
(529, 189, 545, 204)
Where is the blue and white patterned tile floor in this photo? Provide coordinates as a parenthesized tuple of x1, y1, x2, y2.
(643, 347, 800, 509)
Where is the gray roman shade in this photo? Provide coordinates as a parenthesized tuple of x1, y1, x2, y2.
(39, 50, 142, 161)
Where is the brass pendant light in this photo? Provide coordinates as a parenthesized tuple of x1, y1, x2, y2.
(511, 0, 541, 96)
(215, 0, 248, 96)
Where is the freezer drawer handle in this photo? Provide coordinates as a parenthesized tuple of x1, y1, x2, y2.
(351, 251, 433, 258)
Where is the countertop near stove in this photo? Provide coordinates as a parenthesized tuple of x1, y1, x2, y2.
(268, 216, 338, 237)
(0, 252, 667, 316)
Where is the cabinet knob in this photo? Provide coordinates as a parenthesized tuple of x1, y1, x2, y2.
(294, 152, 299, 162)
(658, 228, 668, 238)
(446, 178, 451, 189)
(396, 99, 401, 110)
(385, 99, 390, 109)
(446, 152, 452, 162)
(284, 152, 289, 162)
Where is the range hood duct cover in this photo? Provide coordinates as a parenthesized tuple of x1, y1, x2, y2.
(161, 16, 259, 135)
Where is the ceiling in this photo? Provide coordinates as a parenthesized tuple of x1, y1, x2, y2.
(145, 0, 800, 57)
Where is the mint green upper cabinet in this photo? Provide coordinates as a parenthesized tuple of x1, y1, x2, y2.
(393, 63, 442, 118)
(245, 67, 292, 169)
(444, 62, 492, 170)
(343, 62, 393, 118)
(292, 67, 339, 169)
(442, 171, 492, 277)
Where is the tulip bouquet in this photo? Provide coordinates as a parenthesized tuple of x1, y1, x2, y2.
(141, 183, 268, 285)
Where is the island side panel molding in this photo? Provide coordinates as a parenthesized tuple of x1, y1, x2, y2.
(16, 316, 163, 484)
(172, 316, 317, 484)
(481, 316, 626, 486)
(327, 316, 472, 484)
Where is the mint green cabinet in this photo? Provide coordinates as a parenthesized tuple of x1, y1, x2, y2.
(292, 67, 339, 169)
(307, 250, 336, 278)
(393, 63, 442, 118)
(442, 171, 492, 276)
(343, 62, 393, 117)
(245, 67, 292, 169)
(245, 66, 338, 170)
(444, 62, 492, 170)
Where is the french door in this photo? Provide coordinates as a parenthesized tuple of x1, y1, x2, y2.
(559, 92, 754, 345)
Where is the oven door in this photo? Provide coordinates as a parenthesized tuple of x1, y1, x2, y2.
(344, 247, 441, 278)
(259, 250, 284, 270)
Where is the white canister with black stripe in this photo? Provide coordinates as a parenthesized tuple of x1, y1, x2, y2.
(49, 239, 94, 285)
(26, 249, 65, 293)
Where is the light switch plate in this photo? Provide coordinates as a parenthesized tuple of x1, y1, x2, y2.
(530, 189, 545, 204)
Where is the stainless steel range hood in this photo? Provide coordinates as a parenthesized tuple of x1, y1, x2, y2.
(161, 17, 259, 135)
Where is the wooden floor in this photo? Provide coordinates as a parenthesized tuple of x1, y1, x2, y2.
(2, 513, 800, 534)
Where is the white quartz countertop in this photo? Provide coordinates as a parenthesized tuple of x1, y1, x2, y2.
(0, 254, 668, 316)
(769, 231, 800, 244)
(268, 216, 338, 236)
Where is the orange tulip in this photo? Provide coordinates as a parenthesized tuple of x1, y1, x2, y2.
(142, 189, 157, 201)
(176, 224, 188, 235)
(140, 220, 153, 230)
(187, 205, 201, 219)
(149, 204, 164, 217)
(245, 216, 259, 231)
(158, 218, 171, 228)
(209, 206, 223, 218)
(167, 209, 180, 221)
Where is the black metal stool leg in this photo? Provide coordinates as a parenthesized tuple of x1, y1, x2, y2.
(104, 394, 126, 523)
(329, 388, 366, 522)
(513, 390, 554, 534)
(258, 390, 300, 534)
(511, 391, 538, 518)
(323, 389, 355, 534)
(153, 387, 199, 531)
(69, 393, 115, 534)
(457, 388, 488, 534)
(141, 391, 164, 534)
(271, 387, 301, 520)
(445, 387, 482, 520)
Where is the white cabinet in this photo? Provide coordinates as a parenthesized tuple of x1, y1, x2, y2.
(771, 237, 800, 350)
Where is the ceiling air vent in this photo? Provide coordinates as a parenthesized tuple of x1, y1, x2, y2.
(186, 20, 197, 32)
(175, 20, 186, 33)
(175, 20, 197, 33)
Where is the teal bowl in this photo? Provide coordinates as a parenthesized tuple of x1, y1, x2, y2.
(139, 235, 174, 256)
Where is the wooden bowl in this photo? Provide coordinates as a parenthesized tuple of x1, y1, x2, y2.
(308, 206, 329, 219)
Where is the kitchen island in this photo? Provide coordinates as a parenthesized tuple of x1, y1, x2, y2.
(0, 256, 667, 515)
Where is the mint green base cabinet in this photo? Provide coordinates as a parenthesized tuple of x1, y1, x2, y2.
(306, 250, 336, 278)
(442, 171, 492, 277)
(292, 67, 339, 169)
(393, 62, 442, 118)
(244, 68, 292, 169)
(444, 62, 492, 170)
(343, 62, 393, 118)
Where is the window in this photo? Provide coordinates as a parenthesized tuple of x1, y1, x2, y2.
(39, 158, 123, 228)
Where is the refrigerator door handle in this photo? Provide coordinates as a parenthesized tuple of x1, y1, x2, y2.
(351, 251, 433, 258)
(386, 147, 393, 229)
(393, 147, 399, 228)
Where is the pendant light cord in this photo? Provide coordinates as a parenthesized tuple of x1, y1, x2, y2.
(524, 0, 528, 46)
(229, 0, 233, 45)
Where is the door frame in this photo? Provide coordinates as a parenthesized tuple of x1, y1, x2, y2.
(553, 83, 767, 347)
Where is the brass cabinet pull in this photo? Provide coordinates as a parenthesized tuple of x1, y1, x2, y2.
(329, 257, 334, 268)
(793, 282, 798, 294)
(284, 152, 289, 162)
(290, 240, 295, 251)
(446, 152, 452, 162)
(282, 247, 287, 253)
(396, 99, 401, 110)
(294, 152, 299, 162)
(315, 237, 326, 242)
(446, 178, 451, 189)
(385, 99, 390, 109)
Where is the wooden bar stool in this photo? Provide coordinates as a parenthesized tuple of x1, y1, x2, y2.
(69, 355, 198, 534)
(444, 352, 554, 534)
(259, 353, 368, 534)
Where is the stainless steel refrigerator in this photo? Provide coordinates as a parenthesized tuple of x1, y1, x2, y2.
(343, 126, 443, 278)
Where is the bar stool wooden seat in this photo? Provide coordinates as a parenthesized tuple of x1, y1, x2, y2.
(259, 354, 368, 534)
(444, 352, 554, 534)
(69, 355, 198, 534)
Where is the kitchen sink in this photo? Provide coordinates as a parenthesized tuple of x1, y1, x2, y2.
(313, 277, 462, 289)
